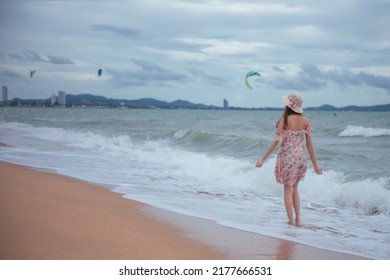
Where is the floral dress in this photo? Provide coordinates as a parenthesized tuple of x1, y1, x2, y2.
(274, 121, 312, 186)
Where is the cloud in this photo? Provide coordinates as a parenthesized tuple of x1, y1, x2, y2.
(23, 50, 47, 63)
(90, 24, 140, 38)
(272, 66, 285, 73)
(0, 68, 23, 78)
(269, 64, 390, 92)
(353, 72, 390, 92)
(9, 53, 24, 60)
(47, 55, 74, 65)
(178, 38, 274, 56)
(186, 67, 229, 86)
(109, 59, 187, 87)
(174, 1, 316, 15)
(9, 51, 74, 65)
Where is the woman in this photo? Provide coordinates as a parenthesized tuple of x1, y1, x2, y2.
(256, 92, 322, 226)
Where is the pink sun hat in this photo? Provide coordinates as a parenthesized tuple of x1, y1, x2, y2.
(282, 92, 303, 113)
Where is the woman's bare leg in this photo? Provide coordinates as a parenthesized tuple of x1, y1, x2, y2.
(292, 183, 302, 226)
(283, 184, 294, 225)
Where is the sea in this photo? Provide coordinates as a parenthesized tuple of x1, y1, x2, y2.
(1, 107, 389, 259)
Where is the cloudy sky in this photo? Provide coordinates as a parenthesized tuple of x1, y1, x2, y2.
(1, 0, 390, 108)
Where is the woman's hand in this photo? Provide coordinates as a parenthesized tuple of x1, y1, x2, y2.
(313, 163, 323, 174)
(255, 158, 265, 168)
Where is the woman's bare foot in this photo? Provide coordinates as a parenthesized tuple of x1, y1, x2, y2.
(295, 218, 302, 227)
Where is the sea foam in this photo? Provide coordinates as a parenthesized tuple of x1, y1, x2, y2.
(339, 125, 390, 137)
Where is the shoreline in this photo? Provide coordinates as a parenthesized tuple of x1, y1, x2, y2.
(0, 158, 366, 260)
(0, 160, 224, 260)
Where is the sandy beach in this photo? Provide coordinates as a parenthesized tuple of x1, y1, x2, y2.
(0, 157, 366, 260)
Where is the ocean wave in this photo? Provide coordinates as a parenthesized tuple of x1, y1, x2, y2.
(0, 121, 135, 153)
(339, 125, 390, 137)
(171, 128, 259, 156)
(2, 121, 389, 216)
(173, 129, 218, 143)
(301, 170, 390, 216)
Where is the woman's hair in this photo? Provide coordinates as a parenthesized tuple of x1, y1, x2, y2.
(276, 106, 302, 128)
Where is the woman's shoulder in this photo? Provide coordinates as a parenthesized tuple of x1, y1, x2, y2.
(303, 117, 313, 132)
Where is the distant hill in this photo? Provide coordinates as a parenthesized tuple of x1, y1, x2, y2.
(6, 94, 390, 111)
(305, 104, 390, 112)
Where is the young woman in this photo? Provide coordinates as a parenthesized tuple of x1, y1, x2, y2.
(256, 92, 322, 226)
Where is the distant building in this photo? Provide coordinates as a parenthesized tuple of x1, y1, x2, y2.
(2, 86, 8, 103)
(223, 98, 229, 109)
(51, 95, 58, 106)
(58, 91, 66, 106)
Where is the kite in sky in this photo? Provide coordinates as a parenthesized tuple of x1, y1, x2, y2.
(30, 70, 36, 78)
(245, 71, 261, 89)
(98, 69, 103, 77)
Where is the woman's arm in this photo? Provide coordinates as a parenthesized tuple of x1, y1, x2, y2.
(256, 118, 284, 168)
(305, 120, 322, 174)
(256, 140, 279, 167)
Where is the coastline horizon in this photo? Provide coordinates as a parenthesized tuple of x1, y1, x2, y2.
(1, 93, 389, 111)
